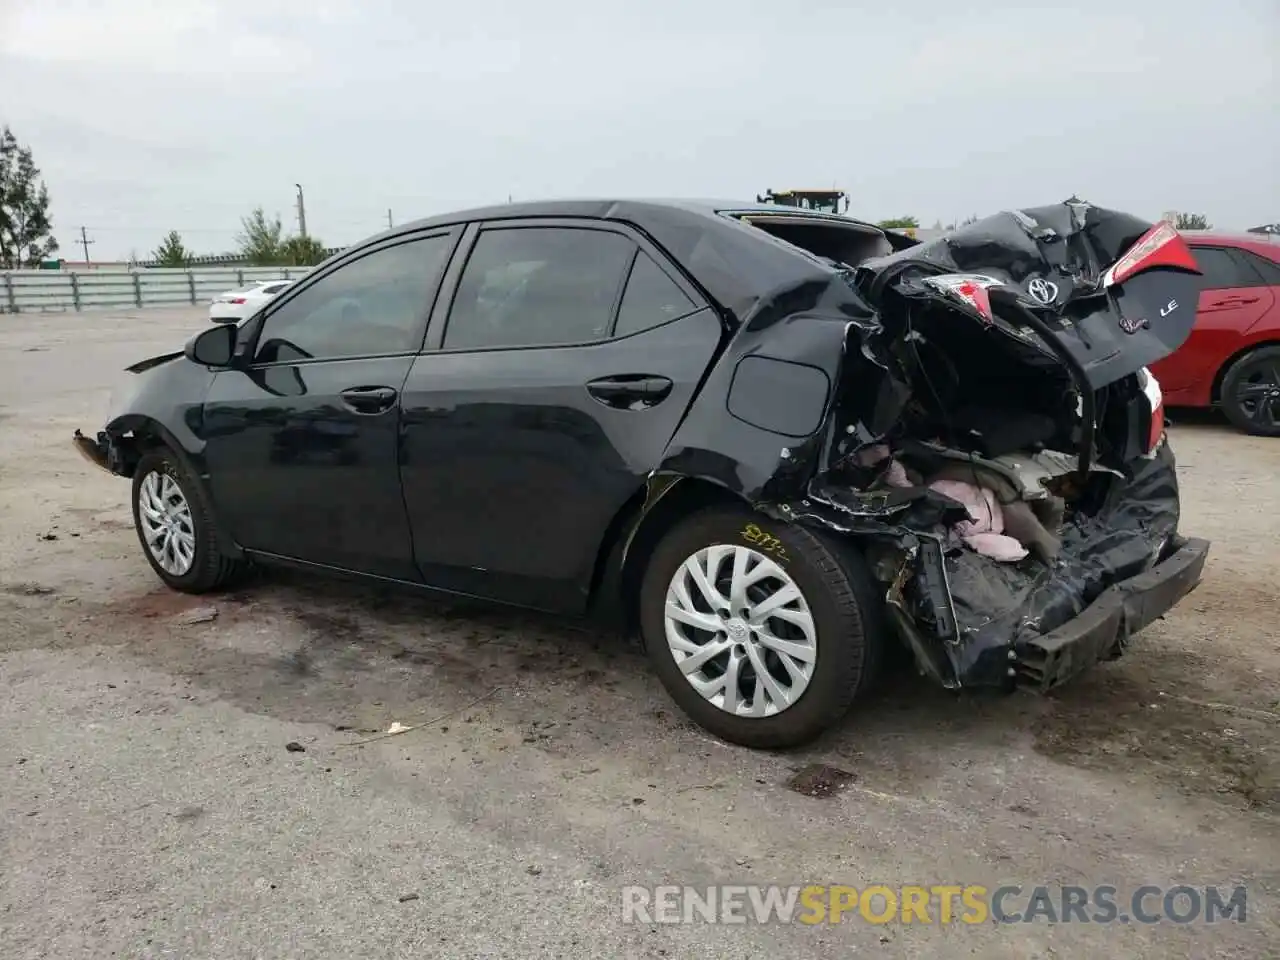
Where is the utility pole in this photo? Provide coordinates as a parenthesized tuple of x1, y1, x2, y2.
(79, 226, 95, 266)
(295, 183, 308, 239)
(386, 208, 393, 229)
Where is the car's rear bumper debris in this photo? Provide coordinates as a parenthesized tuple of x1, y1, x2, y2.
(1013, 535, 1208, 689)
(786, 439, 1204, 691)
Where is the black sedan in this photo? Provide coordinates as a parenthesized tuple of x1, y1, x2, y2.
(74, 198, 1210, 748)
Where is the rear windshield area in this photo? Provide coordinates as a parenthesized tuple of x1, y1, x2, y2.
(732, 214, 896, 269)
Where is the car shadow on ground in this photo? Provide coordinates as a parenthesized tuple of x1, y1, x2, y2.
(65, 556, 1275, 813)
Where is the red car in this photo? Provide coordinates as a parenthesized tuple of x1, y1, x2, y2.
(1150, 232, 1280, 435)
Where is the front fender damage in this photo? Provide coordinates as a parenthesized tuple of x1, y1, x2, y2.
(73, 346, 217, 479)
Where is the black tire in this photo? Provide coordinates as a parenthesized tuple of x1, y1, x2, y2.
(639, 505, 883, 749)
(131, 448, 249, 593)
(1220, 345, 1280, 437)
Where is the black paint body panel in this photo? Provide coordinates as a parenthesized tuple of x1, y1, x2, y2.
(91, 197, 1207, 680)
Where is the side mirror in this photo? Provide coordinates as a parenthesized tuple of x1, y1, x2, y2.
(185, 323, 237, 367)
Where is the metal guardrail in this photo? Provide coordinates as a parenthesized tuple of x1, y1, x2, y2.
(134, 248, 346, 268)
(0, 266, 317, 314)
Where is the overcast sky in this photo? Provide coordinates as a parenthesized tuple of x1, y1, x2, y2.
(2, 0, 1276, 259)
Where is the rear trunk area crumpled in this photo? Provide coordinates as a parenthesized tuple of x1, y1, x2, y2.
(791, 431, 1191, 691)
(754, 199, 1210, 691)
(925, 443, 1183, 686)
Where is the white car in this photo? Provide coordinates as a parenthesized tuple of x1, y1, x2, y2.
(208, 279, 294, 323)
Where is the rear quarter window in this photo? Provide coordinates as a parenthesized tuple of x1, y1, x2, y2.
(614, 252, 698, 337)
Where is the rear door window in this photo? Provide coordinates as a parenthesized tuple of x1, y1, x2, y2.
(443, 227, 635, 350)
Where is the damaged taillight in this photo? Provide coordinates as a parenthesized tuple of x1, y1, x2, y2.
(1139, 367, 1164, 454)
(1101, 220, 1199, 289)
(923, 274, 1001, 324)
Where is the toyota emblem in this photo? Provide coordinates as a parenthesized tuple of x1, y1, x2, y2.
(1027, 278, 1059, 305)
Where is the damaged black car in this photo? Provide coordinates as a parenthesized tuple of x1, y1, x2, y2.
(74, 198, 1211, 748)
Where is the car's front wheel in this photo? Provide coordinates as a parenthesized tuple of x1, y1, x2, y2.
(639, 506, 882, 748)
(131, 448, 248, 593)
(1220, 345, 1280, 437)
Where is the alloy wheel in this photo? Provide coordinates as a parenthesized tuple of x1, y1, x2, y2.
(137, 470, 196, 577)
(1231, 358, 1280, 432)
(663, 544, 818, 717)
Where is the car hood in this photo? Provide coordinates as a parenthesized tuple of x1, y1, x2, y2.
(854, 200, 1203, 388)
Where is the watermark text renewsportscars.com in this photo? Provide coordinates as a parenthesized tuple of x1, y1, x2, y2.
(620, 884, 1249, 925)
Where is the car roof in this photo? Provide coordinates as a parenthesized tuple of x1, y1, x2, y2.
(392, 197, 879, 232)
(1181, 231, 1280, 256)
(340, 198, 885, 321)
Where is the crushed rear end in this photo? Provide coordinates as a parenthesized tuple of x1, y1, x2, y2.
(756, 201, 1211, 690)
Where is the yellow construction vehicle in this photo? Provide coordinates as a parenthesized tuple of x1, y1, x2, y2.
(756, 189, 849, 215)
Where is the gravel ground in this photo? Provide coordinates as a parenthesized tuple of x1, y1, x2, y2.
(1, 307, 1277, 959)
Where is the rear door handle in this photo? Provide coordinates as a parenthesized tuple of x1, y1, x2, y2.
(1211, 296, 1259, 307)
(339, 385, 398, 414)
(585, 375, 674, 408)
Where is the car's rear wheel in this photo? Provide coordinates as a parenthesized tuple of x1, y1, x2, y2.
(131, 448, 249, 593)
(1220, 345, 1280, 437)
(639, 505, 882, 748)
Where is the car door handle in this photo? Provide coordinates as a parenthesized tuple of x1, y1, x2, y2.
(585, 375, 674, 408)
(339, 385, 398, 414)
(1211, 296, 1259, 307)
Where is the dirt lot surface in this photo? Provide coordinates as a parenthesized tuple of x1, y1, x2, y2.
(2, 307, 1278, 959)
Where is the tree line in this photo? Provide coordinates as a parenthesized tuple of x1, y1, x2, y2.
(152, 209, 327, 268)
